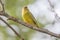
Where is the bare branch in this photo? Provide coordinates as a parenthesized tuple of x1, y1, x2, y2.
(0, 17, 24, 40)
(0, 13, 60, 38)
(0, 0, 25, 39)
(48, 0, 60, 22)
(0, 0, 5, 11)
(48, 0, 55, 12)
(0, 0, 60, 38)
(48, 0, 54, 8)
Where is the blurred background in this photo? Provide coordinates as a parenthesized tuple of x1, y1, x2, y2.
(0, 0, 60, 40)
(0, 0, 36, 40)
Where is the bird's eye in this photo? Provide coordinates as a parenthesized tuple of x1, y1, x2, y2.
(24, 6, 27, 8)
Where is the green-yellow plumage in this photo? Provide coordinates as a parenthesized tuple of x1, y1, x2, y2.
(22, 6, 44, 28)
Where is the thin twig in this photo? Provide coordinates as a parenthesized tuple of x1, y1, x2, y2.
(0, 0, 24, 39)
(0, 17, 20, 37)
(0, 0, 5, 11)
(1, 13, 60, 38)
(7, 16, 60, 38)
(48, 0, 60, 22)
(48, 0, 55, 12)
(0, 0, 60, 38)
(0, 17, 24, 40)
(48, 0, 54, 9)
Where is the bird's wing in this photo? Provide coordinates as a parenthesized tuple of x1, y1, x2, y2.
(26, 10, 39, 27)
(28, 10, 44, 28)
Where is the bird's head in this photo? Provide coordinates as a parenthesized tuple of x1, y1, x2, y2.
(23, 6, 28, 11)
(22, 6, 29, 14)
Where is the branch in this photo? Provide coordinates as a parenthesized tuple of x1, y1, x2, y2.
(48, 0, 54, 9)
(0, 17, 24, 40)
(0, 0, 24, 40)
(0, 0, 5, 11)
(0, 0, 60, 38)
(0, 12, 60, 38)
(48, 0, 60, 21)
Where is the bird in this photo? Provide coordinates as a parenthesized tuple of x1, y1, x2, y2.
(22, 6, 44, 28)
